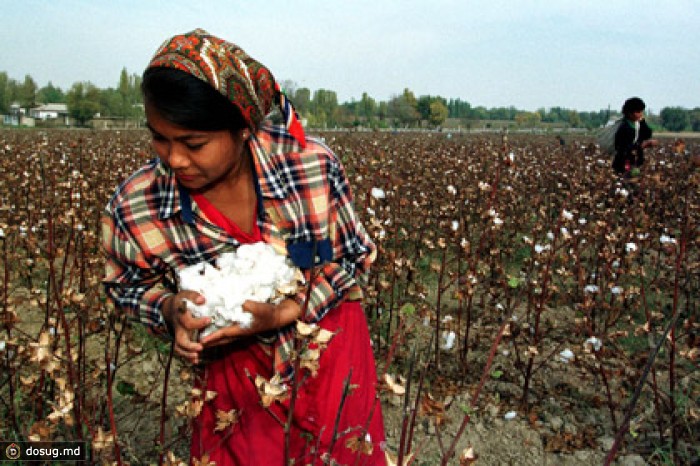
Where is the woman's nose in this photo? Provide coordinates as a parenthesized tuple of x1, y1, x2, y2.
(167, 144, 190, 169)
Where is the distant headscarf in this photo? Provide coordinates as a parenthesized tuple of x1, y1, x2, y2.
(147, 28, 306, 147)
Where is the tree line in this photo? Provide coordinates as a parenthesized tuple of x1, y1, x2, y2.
(2, 70, 699, 131)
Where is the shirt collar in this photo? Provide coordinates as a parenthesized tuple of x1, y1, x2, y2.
(153, 160, 182, 221)
(249, 124, 297, 200)
(156, 124, 291, 222)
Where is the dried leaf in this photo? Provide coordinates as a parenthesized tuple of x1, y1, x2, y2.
(192, 453, 215, 466)
(385, 451, 414, 466)
(214, 409, 239, 432)
(460, 446, 478, 465)
(345, 434, 373, 455)
(92, 427, 114, 452)
(255, 374, 289, 407)
(383, 373, 406, 395)
(419, 393, 447, 425)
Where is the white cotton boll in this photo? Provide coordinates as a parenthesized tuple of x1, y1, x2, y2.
(451, 220, 459, 231)
(559, 349, 575, 363)
(584, 285, 599, 294)
(371, 187, 386, 199)
(504, 411, 517, 420)
(0, 341, 5, 351)
(441, 331, 456, 350)
(660, 235, 676, 244)
(625, 243, 637, 253)
(611, 286, 623, 295)
(562, 209, 573, 220)
(178, 243, 302, 337)
(585, 337, 602, 352)
(447, 185, 457, 195)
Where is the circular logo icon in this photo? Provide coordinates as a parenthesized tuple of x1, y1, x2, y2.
(6, 443, 21, 460)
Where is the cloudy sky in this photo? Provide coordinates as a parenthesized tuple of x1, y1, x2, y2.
(2, 0, 698, 113)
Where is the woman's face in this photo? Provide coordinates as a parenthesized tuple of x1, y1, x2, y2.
(145, 104, 248, 193)
(629, 110, 644, 122)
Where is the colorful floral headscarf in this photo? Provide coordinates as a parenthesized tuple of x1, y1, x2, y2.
(147, 29, 306, 147)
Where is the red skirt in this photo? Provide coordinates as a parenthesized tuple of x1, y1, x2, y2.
(190, 301, 387, 465)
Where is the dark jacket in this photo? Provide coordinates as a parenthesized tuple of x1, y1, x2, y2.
(612, 119, 653, 174)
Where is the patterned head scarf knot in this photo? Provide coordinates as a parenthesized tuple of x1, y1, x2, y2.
(147, 29, 306, 147)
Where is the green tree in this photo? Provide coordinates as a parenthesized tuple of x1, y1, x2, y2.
(429, 100, 449, 127)
(568, 110, 581, 128)
(660, 107, 689, 131)
(448, 98, 472, 119)
(388, 88, 420, 127)
(66, 82, 101, 126)
(36, 82, 65, 104)
(17, 75, 38, 110)
(311, 89, 338, 127)
(360, 92, 377, 123)
(116, 68, 143, 119)
(377, 101, 388, 122)
(293, 87, 311, 118)
(515, 111, 541, 127)
(118, 68, 132, 118)
(0, 72, 9, 113)
(100, 88, 122, 116)
(416, 95, 432, 121)
(689, 108, 700, 132)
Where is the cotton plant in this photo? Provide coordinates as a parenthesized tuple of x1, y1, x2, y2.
(178, 242, 305, 337)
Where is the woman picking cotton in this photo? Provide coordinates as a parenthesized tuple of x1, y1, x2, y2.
(102, 29, 386, 465)
(612, 97, 659, 176)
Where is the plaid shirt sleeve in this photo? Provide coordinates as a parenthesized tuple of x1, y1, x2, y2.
(101, 211, 173, 337)
(101, 163, 180, 337)
(293, 149, 376, 321)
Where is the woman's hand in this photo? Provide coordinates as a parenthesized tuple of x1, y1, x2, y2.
(200, 299, 303, 348)
(162, 292, 211, 364)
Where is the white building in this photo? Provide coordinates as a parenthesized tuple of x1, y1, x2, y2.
(30, 103, 69, 122)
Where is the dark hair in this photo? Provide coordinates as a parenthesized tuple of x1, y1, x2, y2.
(622, 97, 646, 117)
(142, 67, 248, 132)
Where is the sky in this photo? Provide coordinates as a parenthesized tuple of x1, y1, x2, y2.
(2, 0, 698, 113)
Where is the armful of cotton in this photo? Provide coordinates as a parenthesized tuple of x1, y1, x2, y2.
(178, 243, 305, 338)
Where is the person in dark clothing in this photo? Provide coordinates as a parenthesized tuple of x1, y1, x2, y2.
(612, 97, 658, 175)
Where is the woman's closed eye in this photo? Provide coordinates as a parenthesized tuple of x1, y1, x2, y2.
(185, 142, 206, 151)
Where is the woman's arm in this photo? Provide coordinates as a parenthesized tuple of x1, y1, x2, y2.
(102, 211, 213, 363)
(291, 152, 376, 321)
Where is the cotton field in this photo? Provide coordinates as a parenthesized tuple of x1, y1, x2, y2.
(0, 129, 698, 464)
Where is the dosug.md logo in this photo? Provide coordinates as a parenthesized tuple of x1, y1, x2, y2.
(5, 443, 21, 460)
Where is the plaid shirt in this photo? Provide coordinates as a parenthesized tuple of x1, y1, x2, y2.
(102, 124, 376, 378)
